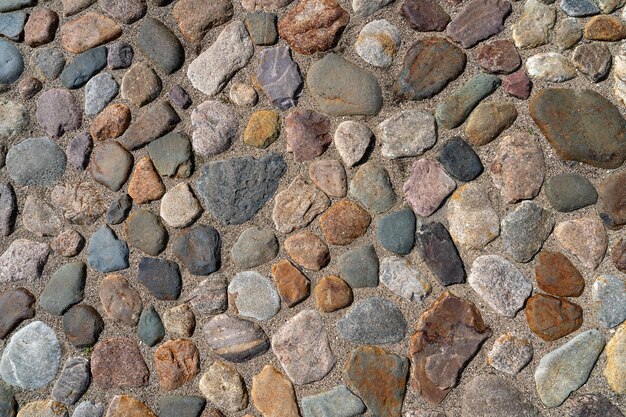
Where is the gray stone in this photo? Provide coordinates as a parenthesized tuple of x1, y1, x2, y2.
(203, 314, 270, 362)
(84, 73, 118, 116)
(87, 224, 129, 273)
(255, 45, 302, 109)
(60, 46, 107, 89)
(0, 321, 61, 389)
(379, 256, 431, 302)
(0, 239, 49, 283)
(355, 19, 400, 68)
(437, 137, 483, 182)
(535, 330, 605, 408)
(191, 100, 238, 157)
(378, 110, 436, 159)
(157, 396, 206, 417)
(66, 133, 93, 171)
(7, 137, 67, 186)
(301, 385, 366, 417)
(555, 18, 582, 51)
(0, 39, 22, 84)
(349, 163, 395, 213)
(560, 0, 599, 16)
(445, 0, 511, 48)
(231, 227, 278, 268)
(107, 194, 132, 225)
(0, 99, 28, 139)
(185, 277, 228, 316)
(0, 12, 26, 40)
(565, 394, 625, 417)
(0, 0, 35, 12)
(487, 333, 534, 375)
(101, 0, 146, 23)
(32, 47, 65, 80)
(462, 374, 541, 417)
(334, 121, 372, 168)
(196, 153, 286, 225)
(0, 183, 16, 237)
(501, 201, 554, 263)
(107, 42, 133, 69)
(376, 208, 415, 254)
(0, 384, 17, 417)
(147, 132, 192, 178)
(228, 271, 280, 321)
(137, 305, 165, 346)
(138, 257, 181, 300)
(39, 262, 86, 316)
(22, 194, 62, 237)
(339, 244, 379, 288)
(245, 12, 277, 45)
(415, 221, 465, 286)
(51, 357, 90, 405)
(72, 402, 104, 417)
(36, 88, 82, 137)
(137, 18, 184, 74)
(468, 255, 532, 317)
(544, 173, 597, 212)
(337, 297, 407, 345)
(126, 209, 168, 256)
(172, 225, 221, 275)
(168, 84, 191, 109)
(572, 43, 611, 83)
(592, 274, 626, 328)
(352, 0, 393, 15)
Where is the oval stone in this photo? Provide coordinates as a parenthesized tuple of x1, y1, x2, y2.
(6, 137, 66, 186)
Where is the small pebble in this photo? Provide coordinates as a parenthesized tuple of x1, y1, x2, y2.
(160, 183, 202, 228)
(107, 42, 133, 69)
(376, 208, 415, 254)
(137, 305, 165, 346)
(62, 305, 104, 348)
(169, 84, 192, 109)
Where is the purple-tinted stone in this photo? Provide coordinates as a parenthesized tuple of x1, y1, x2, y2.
(254, 45, 302, 109)
(66, 132, 93, 170)
(169, 84, 192, 109)
(446, 0, 512, 48)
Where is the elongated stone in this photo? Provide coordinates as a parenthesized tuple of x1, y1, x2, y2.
(416, 222, 465, 286)
(203, 314, 270, 362)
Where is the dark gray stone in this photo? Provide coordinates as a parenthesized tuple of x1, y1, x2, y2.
(461, 374, 541, 417)
(545, 173, 597, 212)
(560, 0, 599, 16)
(0, 183, 16, 237)
(107, 42, 133, 69)
(146, 132, 192, 178)
(0, 12, 27, 40)
(169, 84, 192, 109)
(339, 244, 379, 288)
(158, 396, 206, 417)
(39, 262, 86, 316)
(51, 356, 90, 405)
(137, 18, 184, 74)
(195, 153, 286, 225)
(377, 208, 416, 254)
(87, 224, 129, 273)
(118, 101, 180, 150)
(337, 297, 407, 345)
(0, 0, 35, 12)
(33, 47, 65, 80)
(255, 45, 302, 109)
(501, 201, 555, 263)
(60, 46, 107, 89)
(438, 137, 483, 182)
(6, 137, 67, 186)
(416, 222, 465, 286)
(245, 12, 278, 45)
(107, 194, 132, 225)
(62, 304, 104, 348)
(0, 384, 16, 417)
(172, 225, 221, 275)
(137, 257, 182, 300)
(0, 39, 22, 84)
(565, 393, 624, 417)
(66, 132, 93, 171)
(137, 305, 165, 347)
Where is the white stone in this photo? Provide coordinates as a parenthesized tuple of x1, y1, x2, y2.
(378, 110, 436, 159)
(355, 19, 400, 68)
(160, 182, 202, 228)
(228, 271, 280, 321)
(334, 121, 372, 168)
(379, 256, 431, 302)
(526, 52, 577, 82)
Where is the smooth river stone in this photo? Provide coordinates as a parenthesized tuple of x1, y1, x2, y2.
(301, 385, 365, 417)
(137, 18, 185, 75)
(203, 314, 270, 362)
(592, 274, 626, 328)
(462, 374, 541, 417)
(337, 297, 407, 345)
(446, 0, 512, 48)
(526, 294, 583, 341)
(254, 45, 302, 109)
(118, 102, 180, 151)
(416, 222, 465, 286)
(500, 201, 554, 263)
(0, 288, 35, 339)
(60, 12, 121, 54)
(6, 137, 67, 186)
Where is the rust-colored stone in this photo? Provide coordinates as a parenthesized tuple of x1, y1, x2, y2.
(154, 339, 200, 391)
(91, 337, 149, 389)
(526, 293, 583, 341)
(271, 259, 310, 307)
(314, 275, 352, 312)
(251, 365, 300, 417)
(284, 231, 330, 271)
(612, 239, 626, 272)
(127, 156, 165, 204)
(584, 15, 626, 41)
(89, 103, 131, 141)
(319, 200, 370, 245)
(106, 395, 157, 417)
(60, 12, 122, 53)
(535, 251, 585, 297)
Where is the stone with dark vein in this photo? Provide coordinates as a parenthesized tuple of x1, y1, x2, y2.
(416, 222, 465, 286)
(446, 0, 511, 48)
(203, 314, 270, 362)
(254, 46, 302, 109)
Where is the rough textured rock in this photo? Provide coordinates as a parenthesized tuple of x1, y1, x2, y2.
(60, 12, 121, 53)
(173, 0, 233, 41)
(36, 88, 82, 138)
(447, 183, 500, 249)
(355, 19, 400, 68)
(127, 157, 165, 204)
(154, 339, 200, 391)
(314, 275, 352, 312)
(0, 239, 50, 283)
(500, 201, 554, 263)
(190, 100, 238, 157)
(245, 12, 278, 45)
(319, 200, 370, 245)
(565, 394, 625, 417)
(22, 194, 62, 237)
(99, 274, 142, 325)
(337, 297, 407, 344)
(476, 39, 521, 73)
(401, 0, 449, 32)
(572, 43, 612, 82)
(273, 176, 329, 234)
(462, 374, 541, 417)
(14, 400, 68, 417)
(203, 314, 270, 362)
(512, 0, 556, 49)
(605, 323, 626, 394)
(105, 395, 156, 417)
(147, 132, 192, 178)
(185, 277, 227, 316)
(0, 288, 35, 339)
(526, 294, 583, 341)
(243, 110, 280, 148)
(309, 159, 347, 197)
(592, 274, 626, 328)
(121, 62, 161, 107)
(51, 357, 90, 405)
(378, 110, 436, 159)
(465, 102, 517, 146)
(271, 260, 310, 307)
(254, 46, 302, 109)
(403, 158, 456, 217)
(90, 104, 131, 142)
(535, 251, 585, 297)
(200, 361, 248, 411)
(334, 121, 372, 167)
(162, 304, 196, 337)
(251, 365, 300, 417)
(301, 385, 365, 417)
(285, 109, 332, 162)
(597, 169, 626, 229)
(91, 338, 149, 389)
(380, 256, 431, 302)
(376, 209, 415, 254)
(554, 217, 607, 270)
(487, 333, 533, 375)
(446, 0, 511, 48)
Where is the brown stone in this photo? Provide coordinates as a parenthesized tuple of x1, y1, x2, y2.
(0, 288, 35, 339)
(319, 200, 370, 245)
(475, 39, 521, 74)
(401, 0, 450, 32)
(271, 259, 310, 307)
(526, 294, 583, 341)
(90, 141, 134, 192)
(18, 76, 43, 99)
(554, 217, 608, 270)
(244, 110, 280, 148)
(535, 251, 585, 297)
(410, 292, 491, 404)
(251, 365, 300, 417)
(272, 176, 329, 234)
(314, 275, 352, 312)
(118, 101, 180, 151)
(121, 62, 162, 108)
(60, 12, 122, 54)
(597, 169, 626, 229)
(612, 239, 626, 272)
(106, 395, 157, 417)
(98, 274, 143, 326)
(284, 231, 329, 271)
(163, 304, 196, 337)
(277, 0, 349, 55)
(173, 0, 234, 42)
(584, 15, 626, 41)
(24, 8, 59, 47)
(90, 103, 131, 141)
(154, 339, 200, 391)
(127, 157, 165, 204)
(285, 109, 331, 162)
(465, 101, 517, 146)
(445, 0, 511, 48)
(308, 159, 347, 198)
(91, 338, 149, 389)
(51, 229, 84, 257)
(15, 400, 67, 417)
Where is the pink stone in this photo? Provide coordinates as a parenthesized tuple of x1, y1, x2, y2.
(285, 109, 331, 162)
(503, 69, 531, 99)
(403, 159, 456, 217)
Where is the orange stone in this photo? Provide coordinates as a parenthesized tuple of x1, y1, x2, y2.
(526, 293, 583, 341)
(584, 15, 626, 41)
(319, 200, 370, 245)
(251, 365, 300, 417)
(271, 259, 310, 307)
(90, 103, 131, 141)
(284, 231, 330, 271)
(127, 157, 166, 204)
(106, 395, 157, 417)
(60, 12, 122, 53)
(314, 275, 353, 312)
(154, 339, 200, 391)
(535, 251, 584, 297)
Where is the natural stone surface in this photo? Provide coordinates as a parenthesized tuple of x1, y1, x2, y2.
(597, 169, 626, 229)
(107, 42, 133, 69)
(22, 194, 62, 237)
(349, 163, 395, 213)
(503, 69, 531, 99)
(228, 271, 280, 321)
(612, 239, 626, 273)
(377, 208, 415, 254)
(536, 251, 584, 297)
(107, 194, 132, 225)
(355, 19, 400, 68)
(337, 297, 407, 344)
(51, 357, 90, 405)
(285, 109, 331, 162)
(462, 374, 541, 417)
(403, 158, 456, 217)
(584, 15, 626, 41)
(66, 133, 93, 171)
(309, 159, 347, 197)
(125, 209, 168, 256)
(147, 132, 192, 178)
(379, 110, 436, 159)
(127, 157, 165, 204)
(231, 227, 278, 268)
(60, 47, 107, 89)
(487, 333, 533, 375)
(592, 274, 626, 328)
(605, 323, 626, 394)
(7, 137, 67, 186)
(162, 304, 195, 337)
(229, 83, 257, 107)
(62, 305, 104, 348)
(565, 394, 625, 417)
(319, 200, 370, 245)
(90, 142, 133, 191)
(572, 43, 612, 82)
(465, 102, 517, 146)
(555, 17, 582, 50)
(416, 222, 465, 286)
(271, 260, 310, 307)
(138, 257, 181, 300)
(0, 39, 23, 84)
(301, 385, 365, 417)
(544, 173, 597, 212)
(36, 89, 81, 135)
(105, 395, 156, 417)
(526, 294, 583, 341)
(60, 13, 121, 53)
(314, 275, 352, 312)
(90, 104, 131, 142)
(245, 12, 278, 45)
(447, 183, 500, 249)
(137, 18, 184, 75)
(243, 110, 280, 148)
(39, 262, 86, 316)
(273, 176, 329, 234)
(512, 0, 556, 49)
(438, 137, 483, 182)
(334, 121, 372, 167)
(172, 225, 221, 275)
(121, 62, 161, 107)
(173, 0, 232, 41)
(160, 183, 202, 228)
(84, 74, 118, 116)
(380, 256, 431, 301)
(157, 397, 205, 417)
(14, 400, 68, 417)
(99, 274, 142, 325)
(0, 288, 35, 339)
(401, 0, 449, 32)
(476, 39, 520, 73)
(526, 52, 577, 82)
(199, 361, 248, 411)
(101, 0, 146, 23)
(254, 46, 302, 109)
(203, 314, 270, 362)
(118, 101, 180, 151)
(251, 365, 300, 417)
(154, 339, 200, 391)
(190, 100, 238, 157)
(137, 305, 164, 346)
(0, 183, 16, 237)
(446, 0, 511, 48)
(554, 217, 607, 270)
(560, 0, 599, 15)
(500, 201, 554, 263)
(0, 239, 50, 283)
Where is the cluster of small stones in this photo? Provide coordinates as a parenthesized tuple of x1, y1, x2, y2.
(0, 0, 625, 414)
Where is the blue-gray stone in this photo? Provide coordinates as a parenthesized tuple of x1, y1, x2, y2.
(544, 173, 597, 212)
(0, 321, 61, 389)
(0, 39, 22, 84)
(158, 395, 206, 417)
(137, 257, 181, 300)
(337, 297, 407, 345)
(339, 244, 379, 288)
(592, 274, 626, 328)
(60, 46, 107, 89)
(301, 385, 366, 417)
(560, 0, 599, 16)
(438, 137, 483, 182)
(39, 262, 86, 316)
(51, 356, 90, 405)
(84, 73, 118, 116)
(376, 208, 416, 254)
(6, 137, 67, 186)
(0, 0, 35, 12)
(196, 153, 286, 225)
(72, 401, 104, 417)
(33, 47, 65, 80)
(0, 182, 16, 237)
(137, 305, 165, 347)
(146, 132, 192, 178)
(0, 384, 16, 417)
(126, 209, 168, 256)
(255, 45, 302, 109)
(172, 225, 220, 275)
(0, 12, 26, 40)
(87, 224, 129, 273)
(107, 194, 132, 225)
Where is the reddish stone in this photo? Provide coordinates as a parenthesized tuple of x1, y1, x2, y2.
(98, 274, 143, 326)
(597, 169, 626, 229)
(285, 109, 331, 162)
(0, 288, 35, 339)
(475, 39, 521, 74)
(154, 339, 200, 391)
(526, 294, 583, 341)
(612, 239, 626, 273)
(251, 365, 300, 417)
(403, 159, 456, 217)
(90, 103, 131, 141)
(284, 231, 330, 271)
(60, 12, 122, 54)
(24, 8, 59, 47)
(445, 0, 511, 48)
(127, 156, 165, 204)
(314, 275, 353, 312)
(91, 338, 149, 389)
(503, 69, 531, 99)
(535, 251, 585, 297)
(401, 0, 450, 32)
(319, 200, 370, 245)
(271, 259, 310, 307)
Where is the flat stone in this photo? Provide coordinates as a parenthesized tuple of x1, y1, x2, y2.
(560, 0, 599, 15)
(254, 45, 302, 109)
(565, 394, 625, 417)
(285, 108, 332, 161)
(18, 76, 42, 99)
(22, 194, 61, 236)
(597, 169, 626, 229)
(465, 102, 517, 146)
(196, 153, 285, 225)
(501, 201, 554, 262)
(0, 239, 49, 283)
(345, 346, 408, 417)
(403, 158, 456, 217)
(584, 15, 626, 41)
(84, 73, 118, 116)
(535, 251, 585, 297)
(535, 330, 605, 408)
(52, 357, 90, 405)
(23, 7, 56, 46)
(14, 400, 67, 417)
(107, 194, 132, 225)
(554, 217, 607, 270)
(592, 275, 626, 328)
(137, 18, 184, 74)
(32, 48, 65, 80)
(314, 275, 352, 312)
(100, 0, 145, 23)
(157, 396, 206, 417)
(118, 101, 180, 151)
(605, 323, 626, 394)
(0, 12, 27, 40)
(355, 19, 400, 68)
(138, 257, 181, 300)
(172, 225, 221, 275)
(121, 62, 161, 107)
(503, 69, 531, 99)
(526, 52, 577, 82)
(107, 42, 133, 69)
(0, 321, 61, 389)
(352, 0, 392, 15)
(339, 244, 378, 288)
(468, 255, 532, 317)
(395, 37, 466, 100)
(169, 85, 191, 109)
(273, 176, 329, 234)
(90, 103, 131, 142)
(512, 0, 556, 49)
(337, 297, 406, 344)
(60, 46, 107, 89)
(98, 274, 142, 325)
(447, 183, 500, 249)
(349, 163, 395, 213)
(137, 305, 164, 346)
(555, 17, 582, 50)
(245, 12, 278, 45)
(526, 294, 583, 341)
(162, 304, 195, 337)
(319, 200, 371, 245)
(380, 256, 431, 301)
(401, 0, 449, 31)
(105, 396, 155, 417)
(446, 0, 511, 48)
(203, 314, 270, 362)
(487, 333, 533, 375)
(572, 43, 611, 82)
(462, 374, 541, 417)
(334, 121, 372, 167)
(187, 21, 253, 96)
(544, 173, 597, 212)
(60, 12, 121, 53)
(0, 39, 22, 84)
(612, 239, 626, 273)
(125, 209, 168, 256)
(416, 222, 465, 286)
(272, 310, 335, 385)
(284, 231, 329, 271)
(173, 0, 232, 41)
(231, 227, 278, 268)
(90, 142, 133, 191)
(147, 132, 192, 178)
(271, 260, 310, 307)
(228, 271, 280, 321)
(251, 365, 300, 417)
(185, 277, 228, 316)
(530, 88, 625, 168)
(377, 208, 415, 254)
(476, 39, 520, 74)
(0, 99, 28, 139)
(199, 361, 248, 411)
(0, 288, 35, 339)
(379, 110, 437, 159)
(37, 89, 82, 138)
(62, 305, 104, 348)
(437, 137, 483, 181)
(229, 83, 257, 106)
(160, 183, 202, 228)
(309, 159, 347, 197)
(154, 339, 200, 391)
(277, 0, 349, 55)
(410, 292, 491, 404)
(39, 262, 86, 316)
(243, 110, 280, 148)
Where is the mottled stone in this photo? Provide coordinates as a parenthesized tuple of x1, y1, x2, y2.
(199, 361, 247, 412)
(162, 304, 195, 337)
(231, 227, 278, 268)
(447, 183, 500, 249)
(314, 275, 352, 312)
(65, 133, 93, 172)
(39, 262, 86, 316)
(147, 132, 192, 178)
(309, 159, 347, 197)
(597, 169, 626, 229)
(7, 137, 67, 185)
(172, 225, 221, 275)
(203, 314, 270, 362)
(535, 251, 584, 297)
(273, 176, 329, 234)
(512, 0, 555, 49)
(105, 396, 156, 417)
(173, 0, 233, 41)
(438, 137, 483, 181)
(380, 256, 431, 302)
(565, 394, 625, 417)
(254, 45, 302, 109)
(90, 103, 131, 142)
(339, 244, 378, 288)
(403, 158, 456, 217)
(37, 89, 82, 137)
(503, 69, 531, 99)
(22, 194, 62, 237)
(62, 305, 104, 348)
(0, 239, 49, 283)
(138, 257, 181, 300)
(245, 12, 278, 45)
(554, 217, 607, 270)
(378, 110, 436, 159)
(377, 209, 415, 254)
(100, 0, 146, 23)
(121, 62, 161, 107)
(157, 397, 205, 417)
(487, 333, 533, 375)
(337, 297, 407, 344)
(319, 200, 371, 245)
(229, 83, 257, 106)
(584, 15, 626, 41)
(191, 100, 237, 157)
(334, 121, 372, 167)
(243, 110, 280, 148)
(18, 76, 42, 99)
(125, 209, 168, 256)
(0, 288, 35, 339)
(501, 201, 554, 262)
(526, 294, 583, 341)
(154, 339, 200, 391)
(446, 0, 511, 48)
(271, 260, 310, 307)
(51, 357, 90, 405)
(185, 277, 227, 316)
(0, 184, 16, 237)
(592, 274, 626, 328)
(107, 42, 133, 69)
(251, 365, 300, 417)
(355, 19, 400, 68)
(349, 163, 395, 213)
(118, 101, 180, 151)
(90, 142, 133, 191)
(228, 271, 280, 321)
(32, 48, 65, 81)
(99, 274, 142, 325)
(462, 374, 541, 417)
(476, 39, 520, 74)
(127, 157, 165, 204)
(0, 11, 26, 40)
(555, 18, 582, 51)
(284, 231, 330, 270)
(0, 99, 28, 139)
(60, 13, 121, 53)
(401, 0, 449, 31)
(605, 323, 626, 394)
(14, 400, 68, 417)
(613, 239, 626, 273)
(137, 18, 185, 75)
(416, 222, 465, 286)
(465, 102, 517, 146)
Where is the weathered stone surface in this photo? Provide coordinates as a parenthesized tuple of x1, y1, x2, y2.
(138, 257, 181, 300)
(401, 0, 449, 31)
(137, 18, 185, 75)
(37, 88, 82, 138)
(14, 400, 67, 417)
(7, 137, 67, 186)
(446, 0, 511, 48)
(154, 339, 200, 391)
(503, 69, 531, 99)
(272, 310, 335, 384)
(337, 297, 406, 344)
(555, 17, 582, 50)
(334, 121, 372, 167)
(273, 176, 329, 234)
(0, 385, 16, 417)
(526, 294, 583, 341)
(376, 208, 415, 254)
(243, 110, 280, 148)
(105, 395, 156, 417)
(121, 62, 161, 107)
(536, 251, 584, 297)
(125, 209, 168, 256)
(60, 47, 107, 90)
(137, 305, 164, 346)
(22, 194, 61, 237)
(157, 397, 205, 417)
(162, 304, 195, 337)
(90, 142, 133, 192)
(554, 217, 607, 270)
(447, 183, 500, 249)
(0, 183, 16, 237)
(565, 394, 625, 417)
(91, 338, 149, 389)
(605, 323, 626, 394)
(487, 333, 533, 375)
(251, 365, 300, 417)
(597, 169, 626, 229)
(199, 361, 248, 411)
(172, 225, 221, 275)
(572, 43, 612, 82)
(51, 357, 90, 405)
(314, 275, 352, 312)
(319, 200, 370, 245)
(309, 159, 347, 197)
(203, 314, 270, 362)
(99, 274, 142, 326)
(271, 260, 310, 307)
(101, 0, 146, 23)
(592, 274, 626, 328)
(403, 158, 456, 217)
(410, 292, 491, 404)
(355, 19, 400, 68)
(285, 108, 331, 162)
(231, 227, 278, 269)
(349, 163, 395, 213)
(0, 288, 35, 339)
(378, 110, 436, 159)
(118, 101, 180, 151)
(191, 100, 238, 157)
(107, 195, 132, 225)
(501, 201, 554, 263)
(465, 102, 517, 146)
(526, 52, 577, 82)
(476, 39, 520, 74)
(127, 157, 165, 204)
(173, 0, 232, 41)
(60, 13, 121, 53)
(90, 104, 130, 142)
(254, 46, 302, 109)
(560, 0, 599, 16)
(301, 385, 365, 417)
(416, 222, 465, 286)
(245, 12, 278, 45)
(380, 256, 430, 302)
(63, 305, 104, 348)
(462, 374, 541, 417)
(612, 239, 626, 273)
(584, 15, 626, 41)
(0, 239, 49, 283)
(84, 73, 118, 117)
(147, 132, 192, 178)
(228, 271, 280, 321)
(40, 262, 86, 316)
(544, 173, 597, 213)
(512, 0, 556, 49)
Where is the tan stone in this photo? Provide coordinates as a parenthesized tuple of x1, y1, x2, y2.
(605, 323, 626, 393)
(90, 103, 131, 141)
(314, 275, 352, 312)
(154, 339, 200, 391)
(271, 260, 310, 307)
(24, 8, 58, 47)
(17, 400, 67, 417)
(272, 176, 329, 234)
(60, 12, 122, 53)
(319, 200, 370, 245)
(105, 395, 157, 417)
(284, 231, 329, 271)
(244, 110, 280, 148)
(128, 157, 165, 204)
(251, 365, 300, 417)
(99, 274, 142, 326)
